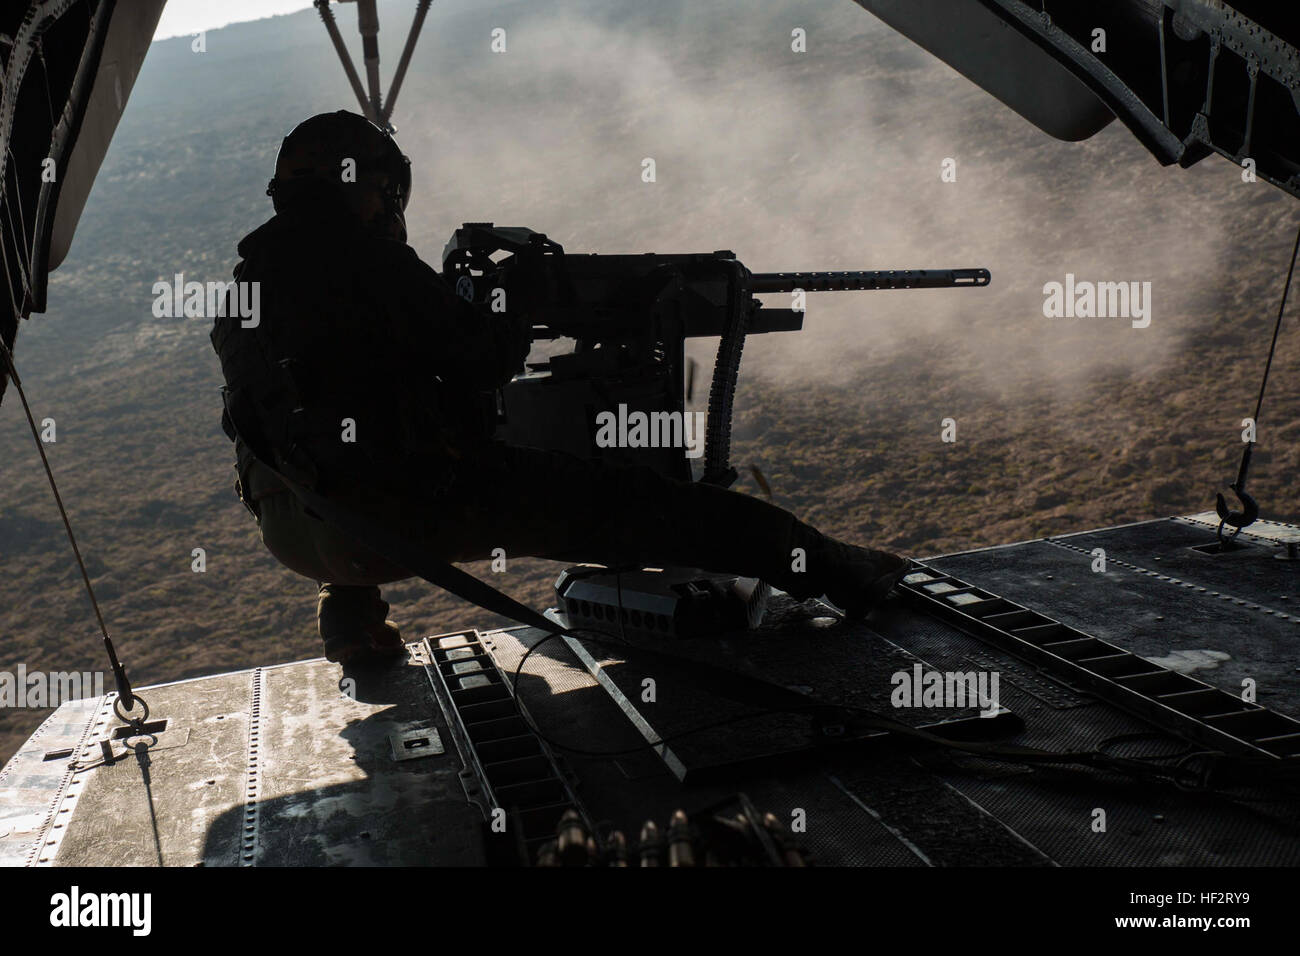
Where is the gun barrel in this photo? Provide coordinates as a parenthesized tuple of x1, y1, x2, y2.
(748, 268, 990, 294)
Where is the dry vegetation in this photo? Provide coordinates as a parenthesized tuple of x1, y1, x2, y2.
(2, 0, 1298, 762)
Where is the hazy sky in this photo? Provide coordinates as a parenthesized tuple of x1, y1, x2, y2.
(153, 0, 315, 40)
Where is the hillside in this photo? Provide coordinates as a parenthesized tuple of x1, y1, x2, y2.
(1, 0, 1297, 762)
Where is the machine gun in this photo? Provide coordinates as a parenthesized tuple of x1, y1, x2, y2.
(441, 222, 990, 639)
(443, 222, 990, 487)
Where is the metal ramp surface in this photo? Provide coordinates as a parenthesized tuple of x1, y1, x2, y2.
(2, 513, 1297, 866)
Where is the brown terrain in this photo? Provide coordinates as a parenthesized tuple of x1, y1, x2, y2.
(2, 0, 1298, 763)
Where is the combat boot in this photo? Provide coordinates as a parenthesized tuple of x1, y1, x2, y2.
(317, 583, 406, 665)
(814, 539, 910, 620)
(774, 527, 910, 620)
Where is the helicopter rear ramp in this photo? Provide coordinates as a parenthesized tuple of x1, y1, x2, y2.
(2, 513, 1298, 867)
(0, 653, 487, 867)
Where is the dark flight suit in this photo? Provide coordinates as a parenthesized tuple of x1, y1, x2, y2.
(211, 205, 881, 634)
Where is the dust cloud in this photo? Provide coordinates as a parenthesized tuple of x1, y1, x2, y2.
(382, 0, 1292, 401)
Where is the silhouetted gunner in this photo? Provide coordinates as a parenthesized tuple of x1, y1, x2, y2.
(211, 111, 908, 665)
